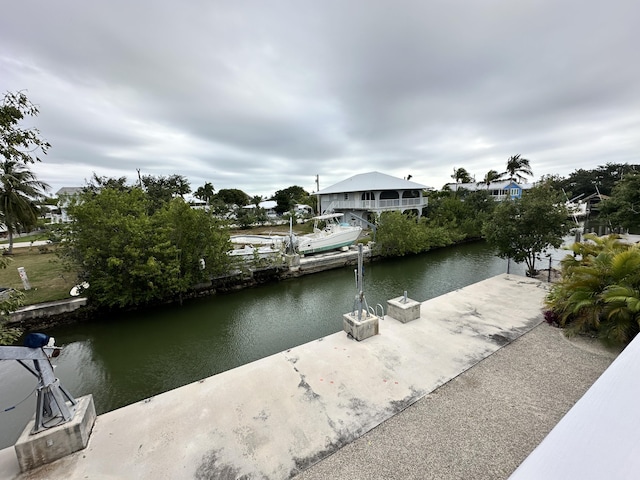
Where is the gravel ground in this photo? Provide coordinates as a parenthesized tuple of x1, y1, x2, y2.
(294, 323, 620, 480)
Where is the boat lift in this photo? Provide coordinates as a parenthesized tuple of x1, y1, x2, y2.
(0, 333, 77, 434)
(351, 244, 384, 321)
(352, 243, 369, 321)
(342, 244, 384, 341)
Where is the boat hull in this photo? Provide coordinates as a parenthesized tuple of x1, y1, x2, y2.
(297, 228, 362, 255)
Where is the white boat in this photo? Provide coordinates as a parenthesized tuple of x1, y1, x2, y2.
(297, 213, 362, 255)
(230, 234, 286, 249)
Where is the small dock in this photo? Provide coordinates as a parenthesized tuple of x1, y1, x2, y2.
(1, 274, 549, 479)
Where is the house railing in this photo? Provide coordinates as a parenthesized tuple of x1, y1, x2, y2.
(326, 198, 427, 210)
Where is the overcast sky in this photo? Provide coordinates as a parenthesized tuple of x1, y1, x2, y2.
(1, 0, 638, 198)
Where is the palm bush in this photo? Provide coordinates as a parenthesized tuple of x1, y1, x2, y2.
(546, 234, 640, 345)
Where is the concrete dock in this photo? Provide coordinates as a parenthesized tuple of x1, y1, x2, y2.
(294, 317, 618, 480)
(0, 274, 615, 479)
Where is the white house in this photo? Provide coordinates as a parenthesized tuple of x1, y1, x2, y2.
(242, 200, 278, 218)
(316, 172, 430, 225)
(52, 187, 84, 223)
(444, 180, 533, 201)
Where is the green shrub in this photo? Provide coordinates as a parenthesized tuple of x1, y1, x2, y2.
(546, 234, 640, 345)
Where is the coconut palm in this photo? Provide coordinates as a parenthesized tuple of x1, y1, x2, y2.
(0, 159, 49, 254)
(193, 182, 215, 205)
(451, 167, 472, 184)
(478, 169, 502, 189)
(502, 154, 533, 184)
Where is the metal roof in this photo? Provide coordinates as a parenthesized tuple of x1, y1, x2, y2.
(317, 171, 429, 195)
(55, 187, 83, 196)
(446, 181, 534, 191)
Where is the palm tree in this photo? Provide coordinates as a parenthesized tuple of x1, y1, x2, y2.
(251, 195, 263, 208)
(0, 160, 49, 254)
(193, 182, 215, 205)
(478, 169, 502, 189)
(451, 167, 472, 184)
(502, 154, 533, 183)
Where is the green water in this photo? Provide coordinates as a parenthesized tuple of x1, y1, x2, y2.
(0, 242, 524, 449)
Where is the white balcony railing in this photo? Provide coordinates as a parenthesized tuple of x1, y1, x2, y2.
(325, 198, 427, 210)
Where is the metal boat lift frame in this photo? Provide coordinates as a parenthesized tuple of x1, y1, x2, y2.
(0, 345, 77, 434)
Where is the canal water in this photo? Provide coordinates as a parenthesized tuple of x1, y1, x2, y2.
(0, 242, 525, 449)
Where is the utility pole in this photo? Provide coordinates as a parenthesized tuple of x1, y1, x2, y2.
(315, 174, 320, 215)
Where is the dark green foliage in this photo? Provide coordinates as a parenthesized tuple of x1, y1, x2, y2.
(1, 91, 50, 164)
(483, 184, 570, 276)
(273, 185, 309, 214)
(234, 206, 257, 229)
(376, 189, 500, 258)
(425, 189, 495, 239)
(0, 287, 24, 344)
(0, 255, 23, 344)
(193, 182, 216, 204)
(546, 235, 640, 345)
(83, 174, 130, 194)
(558, 163, 639, 198)
(62, 188, 231, 309)
(216, 188, 250, 207)
(154, 199, 231, 290)
(142, 174, 191, 213)
(599, 172, 640, 232)
(254, 208, 268, 225)
(299, 195, 317, 214)
(374, 211, 459, 257)
(0, 91, 51, 254)
(537, 174, 565, 193)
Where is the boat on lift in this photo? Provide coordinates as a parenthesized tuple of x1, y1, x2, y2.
(297, 213, 362, 255)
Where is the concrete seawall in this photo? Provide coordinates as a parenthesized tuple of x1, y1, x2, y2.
(8, 246, 372, 326)
(0, 274, 548, 479)
(9, 298, 88, 323)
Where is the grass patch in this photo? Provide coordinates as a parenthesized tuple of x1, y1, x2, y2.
(0, 246, 77, 305)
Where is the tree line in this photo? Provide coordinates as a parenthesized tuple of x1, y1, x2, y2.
(375, 180, 570, 277)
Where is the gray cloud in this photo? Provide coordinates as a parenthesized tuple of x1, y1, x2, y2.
(1, 0, 639, 196)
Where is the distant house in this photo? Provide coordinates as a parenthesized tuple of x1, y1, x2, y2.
(316, 172, 430, 225)
(243, 200, 278, 218)
(185, 194, 208, 210)
(444, 180, 533, 201)
(52, 187, 84, 223)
